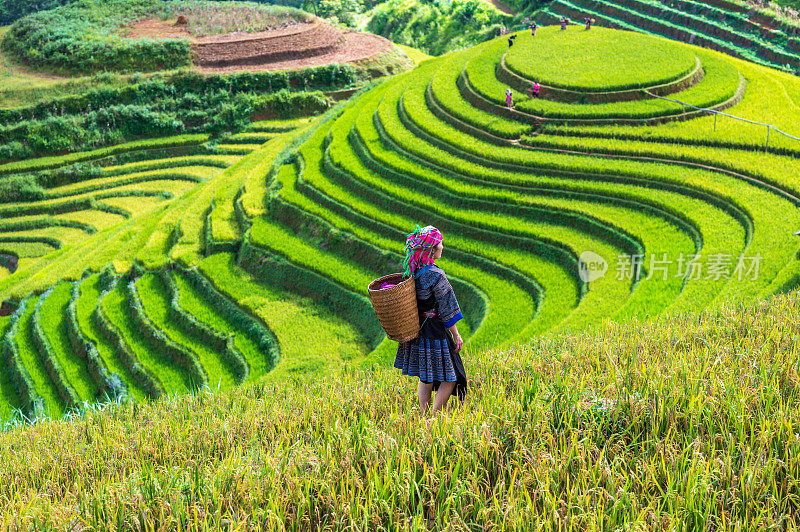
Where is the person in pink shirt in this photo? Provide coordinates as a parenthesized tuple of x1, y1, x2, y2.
(506, 88, 513, 108)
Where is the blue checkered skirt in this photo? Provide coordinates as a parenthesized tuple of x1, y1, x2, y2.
(395, 337, 458, 383)
(394, 317, 468, 399)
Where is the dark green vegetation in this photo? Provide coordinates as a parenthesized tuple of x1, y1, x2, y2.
(0, 65, 373, 163)
(364, 0, 513, 55)
(3, 0, 191, 74)
(0, 0, 75, 25)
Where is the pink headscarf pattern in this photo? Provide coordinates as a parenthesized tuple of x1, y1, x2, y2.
(403, 225, 443, 276)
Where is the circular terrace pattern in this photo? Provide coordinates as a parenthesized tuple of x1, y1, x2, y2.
(505, 26, 698, 91)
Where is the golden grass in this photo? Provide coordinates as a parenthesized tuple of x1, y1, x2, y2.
(0, 289, 798, 528)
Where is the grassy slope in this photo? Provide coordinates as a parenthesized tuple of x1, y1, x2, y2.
(197, 253, 369, 380)
(0, 314, 21, 421)
(38, 282, 98, 403)
(396, 44, 433, 66)
(74, 275, 149, 402)
(101, 284, 192, 396)
(135, 273, 237, 391)
(0, 26, 162, 108)
(0, 289, 797, 527)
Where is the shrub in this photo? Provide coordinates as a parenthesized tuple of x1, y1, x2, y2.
(2, 0, 193, 74)
(365, 0, 511, 55)
(0, 88, 329, 162)
(0, 0, 76, 25)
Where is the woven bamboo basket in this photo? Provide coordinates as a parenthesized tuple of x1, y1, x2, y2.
(367, 273, 419, 343)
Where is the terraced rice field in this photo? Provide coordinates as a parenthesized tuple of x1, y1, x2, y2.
(1, 27, 799, 422)
(536, 0, 800, 72)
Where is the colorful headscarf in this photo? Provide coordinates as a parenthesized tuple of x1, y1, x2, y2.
(403, 225, 443, 277)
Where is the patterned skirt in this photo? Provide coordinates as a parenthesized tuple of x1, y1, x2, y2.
(394, 318, 468, 400)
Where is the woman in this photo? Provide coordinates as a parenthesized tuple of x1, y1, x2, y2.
(506, 88, 513, 109)
(394, 225, 467, 415)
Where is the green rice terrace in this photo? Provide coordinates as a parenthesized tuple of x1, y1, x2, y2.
(1, 22, 799, 421)
(2, 13, 800, 525)
(537, 0, 800, 73)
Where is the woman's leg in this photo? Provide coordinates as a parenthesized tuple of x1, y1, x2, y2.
(418, 381, 434, 413)
(432, 382, 456, 413)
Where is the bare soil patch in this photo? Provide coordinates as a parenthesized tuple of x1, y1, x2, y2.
(192, 20, 343, 67)
(196, 31, 394, 73)
(487, 0, 516, 15)
(121, 18, 313, 44)
(122, 18, 395, 73)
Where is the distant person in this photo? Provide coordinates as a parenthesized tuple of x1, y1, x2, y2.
(561, 16, 568, 30)
(585, 17, 594, 30)
(529, 81, 540, 98)
(530, 21, 538, 36)
(506, 88, 514, 108)
(395, 225, 466, 418)
(508, 33, 517, 47)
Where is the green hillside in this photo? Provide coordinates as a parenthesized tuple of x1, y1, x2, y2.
(1, 26, 800, 427)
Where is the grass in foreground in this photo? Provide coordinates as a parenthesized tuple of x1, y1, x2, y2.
(0, 289, 798, 528)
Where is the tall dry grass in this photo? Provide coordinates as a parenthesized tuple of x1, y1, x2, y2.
(159, 1, 314, 36)
(0, 291, 798, 529)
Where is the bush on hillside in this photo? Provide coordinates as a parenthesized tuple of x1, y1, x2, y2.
(2, 0, 192, 74)
(0, 65, 362, 127)
(366, 0, 512, 55)
(0, 89, 329, 162)
(0, 174, 44, 203)
(0, 0, 75, 25)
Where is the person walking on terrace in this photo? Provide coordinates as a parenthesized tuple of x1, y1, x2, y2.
(560, 16, 568, 30)
(506, 87, 514, 108)
(394, 225, 467, 416)
(530, 20, 537, 36)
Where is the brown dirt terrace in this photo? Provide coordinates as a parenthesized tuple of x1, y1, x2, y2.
(123, 18, 395, 73)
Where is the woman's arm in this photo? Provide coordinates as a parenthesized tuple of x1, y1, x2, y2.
(448, 323, 463, 353)
(432, 269, 463, 352)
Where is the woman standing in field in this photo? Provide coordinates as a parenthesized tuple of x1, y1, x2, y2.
(395, 225, 467, 416)
(506, 88, 514, 108)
